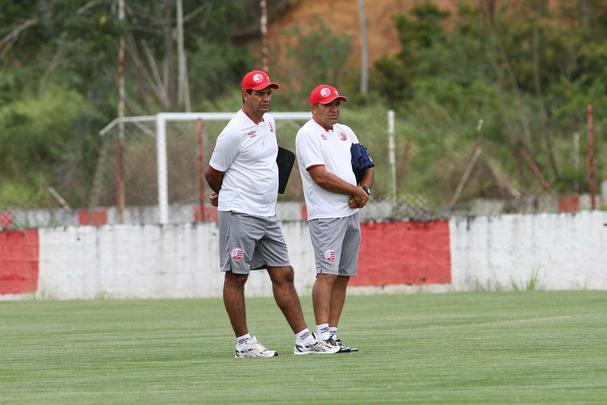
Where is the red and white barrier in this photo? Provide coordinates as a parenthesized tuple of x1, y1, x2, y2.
(1, 212, 606, 300)
(0, 229, 39, 298)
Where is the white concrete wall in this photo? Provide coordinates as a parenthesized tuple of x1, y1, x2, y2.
(38, 224, 220, 299)
(32, 212, 607, 300)
(36, 222, 318, 300)
(450, 211, 607, 291)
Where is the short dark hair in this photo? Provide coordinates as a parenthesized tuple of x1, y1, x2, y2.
(242, 89, 253, 104)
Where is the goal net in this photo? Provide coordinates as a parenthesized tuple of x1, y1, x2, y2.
(93, 112, 312, 224)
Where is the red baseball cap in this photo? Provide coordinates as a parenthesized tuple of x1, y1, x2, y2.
(241, 70, 280, 91)
(309, 84, 348, 105)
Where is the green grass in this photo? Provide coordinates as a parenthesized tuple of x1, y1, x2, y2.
(1, 291, 606, 404)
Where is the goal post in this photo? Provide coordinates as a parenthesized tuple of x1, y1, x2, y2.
(100, 112, 312, 224)
(97, 110, 411, 224)
(155, 113, 312, 223)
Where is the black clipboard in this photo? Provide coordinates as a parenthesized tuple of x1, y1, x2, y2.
(276, 147, 295, 194)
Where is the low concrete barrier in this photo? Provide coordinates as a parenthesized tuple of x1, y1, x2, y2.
(1, 212, 606, 300)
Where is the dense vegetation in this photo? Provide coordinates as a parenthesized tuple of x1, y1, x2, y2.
(1, 0, 605, 210)
(371, 1, 607, 207)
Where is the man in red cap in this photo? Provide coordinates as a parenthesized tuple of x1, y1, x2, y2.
(205, 71, 338, 358)
(295, 84, 374, 353)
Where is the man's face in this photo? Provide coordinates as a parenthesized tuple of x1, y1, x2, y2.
(312, 100, 341, 129)
(243, 87, 273, 115)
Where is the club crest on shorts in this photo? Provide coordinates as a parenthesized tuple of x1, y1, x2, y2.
(231, 248, 244, 262)
(324, 249, 336, 262)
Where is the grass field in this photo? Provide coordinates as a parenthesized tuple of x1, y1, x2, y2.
(1, 291, 606, 404)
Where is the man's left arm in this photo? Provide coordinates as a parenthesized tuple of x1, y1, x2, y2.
(349, 167, 374, 208)
(350, 125, 374, 206)
(348, 126, 374, 195)
(359, 167, 374, 192)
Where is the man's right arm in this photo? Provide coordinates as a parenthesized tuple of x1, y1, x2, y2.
(205, 166, 224, 193)
(205, 166, 225, 206)
(307, 165, 368, 207)
(206, 126, 239, 206)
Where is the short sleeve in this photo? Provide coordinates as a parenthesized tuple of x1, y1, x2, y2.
(339, 124, 359, 144)
(296, 129, 325, 170)
(209, 128, 240, 172)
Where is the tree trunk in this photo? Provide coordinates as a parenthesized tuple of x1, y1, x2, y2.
(176, 0, 191, 112)
(260, 0, 269, 72)
(357, 0, 368, 94)
(161, 2, 175, 109)
(116, 0, 126, 223)
(532, 0, 559, 178)
(580, 0, 588, 27)
(482, 2, 533, 152)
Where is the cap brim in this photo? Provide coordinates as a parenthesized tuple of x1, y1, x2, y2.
(320, 95, 348, 104)
(249, 82, 280, 91)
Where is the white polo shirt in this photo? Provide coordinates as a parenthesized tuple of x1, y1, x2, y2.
(295, 119, 359, 220)
(209, 109, 278, 217)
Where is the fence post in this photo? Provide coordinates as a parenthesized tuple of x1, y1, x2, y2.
(197, 119, 206, 221)
(156, 114, 169, 224)
(388, 110, 396, 206)
(587, 104, 596, 209)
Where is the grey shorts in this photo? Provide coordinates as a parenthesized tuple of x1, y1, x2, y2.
(308, 213, 360, 276)
(218, 210, 291, 274)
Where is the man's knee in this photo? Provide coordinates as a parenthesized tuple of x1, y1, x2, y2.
(224, 271, 248, 288)
(268, 266, 295, 285)
(316, 273, 338, 286)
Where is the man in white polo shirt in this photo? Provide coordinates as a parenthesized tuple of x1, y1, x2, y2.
(205, 70, 338, 358)
(295, 83, 374, 353)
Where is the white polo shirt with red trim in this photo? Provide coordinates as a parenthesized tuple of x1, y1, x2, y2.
(209, 109, 278, 217)
(295, 119, 360, 220)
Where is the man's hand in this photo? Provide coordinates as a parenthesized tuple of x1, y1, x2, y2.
(209, 192, 219, 207)
(349, 186, 368, 208)
(307, 165, 369, 208)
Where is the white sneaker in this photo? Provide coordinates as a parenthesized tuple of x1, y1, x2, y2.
(294, 333, 340, 355)
(235, 336, 278, 358)
(334, 337, 358, 353)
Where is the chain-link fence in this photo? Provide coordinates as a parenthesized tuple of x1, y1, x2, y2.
(1, 109, 604, 230)
(91, 112, 429, 225)
(0, 154, 89, 231)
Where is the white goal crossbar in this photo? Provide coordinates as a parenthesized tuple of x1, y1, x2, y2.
(100, 112, 312, 223)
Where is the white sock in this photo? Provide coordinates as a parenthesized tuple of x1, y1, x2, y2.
(329, 327, 338, 338)
(295, 328, 314, 343)
(316, 323, 330, 340)
(236, 333, 251, 346)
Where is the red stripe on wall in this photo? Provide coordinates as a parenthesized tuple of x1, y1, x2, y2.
(0, 229, 39, 294)
(300, 204, 308, 221)
(193, 205, 218, 222)
(352, 220, 451, 286)
(0, 211, 12, 228)
(558, 195, 579, 212)
(78, 209, 108, 226)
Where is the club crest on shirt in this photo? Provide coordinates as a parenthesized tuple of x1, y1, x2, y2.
(320, 133, 328, 141)
(231, 248, 244, 262)
(339, 131, 347, 141)
(245, 130, 257, 138)
(268, 122, 274, 132)
(324, 249, 336, 262)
